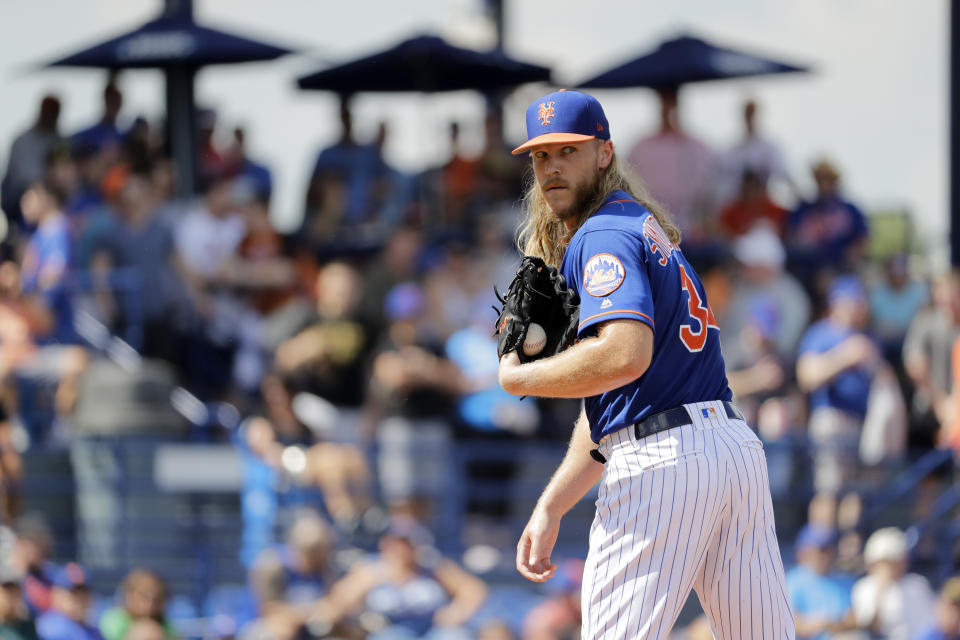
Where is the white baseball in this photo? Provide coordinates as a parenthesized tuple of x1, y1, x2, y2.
(523, 323, 547, 357)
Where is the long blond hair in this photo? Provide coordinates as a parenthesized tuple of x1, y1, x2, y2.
(517, 149, 681, 268)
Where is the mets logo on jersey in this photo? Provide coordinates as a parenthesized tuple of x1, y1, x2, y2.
(538, 102, 556, 125)
(583, 253, 625, 297)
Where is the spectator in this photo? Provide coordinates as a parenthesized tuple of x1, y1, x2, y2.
(714, 99, 796, 211)
(521, 559, 583, 640)
(119, 117, 156, 176)
(300, 100, 405, 253)
(1, 95, 62, 230)
(261, 511, 338, 608)
(174, 175, 246, 294)
(238, 374, 372, 551)
(173, 174, 246, 393)
(0, 260, 88, 445)
(89, 172, 189, 359)
(247, 510, 357, 640)
(436, 122, 479, 233)
(20, 180, 71, 330)
(230, 190, 296, 393)
(917, 576, 960, 640)
(723, 297, 790, 425)
(99, 569, 175, 640)
(626, 86, 716, 243)
(9, 515, 57, 618)
(70, 81, 124, 156)
(716, 170, 789, 238)
(474, 111, 525, 211)
(273, 261, 375, 412)
(196, 109, 227, 191)
(722, 223, 810, 364)
(0, 568, 39, 640)
(903, 271, 960, 451)
(787, 158, 869, 276)
(322, 517, 487, 640)
(939, 332, 960, 451)
(359, 227, 423, 334)
(785, 525, 856, 639)
(796, 276, 905, 491)
(851, 527, 935, 640)
(226, 127, 273, 204)
(869, 254, 928, 367)
(369, 281, 465, 510)
(36, 564, 103, 640)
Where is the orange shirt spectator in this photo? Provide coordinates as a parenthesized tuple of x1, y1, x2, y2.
(718, 170, 788, 237)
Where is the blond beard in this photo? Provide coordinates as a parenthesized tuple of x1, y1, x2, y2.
(542, 167, 605, 224)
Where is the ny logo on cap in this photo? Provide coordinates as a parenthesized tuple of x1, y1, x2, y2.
(538, 102, 555, 126)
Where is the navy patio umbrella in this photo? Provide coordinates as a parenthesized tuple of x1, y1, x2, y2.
(578, 34, 808, 89)
(297, 34, 550, 94)
(43, 0, 295, 196)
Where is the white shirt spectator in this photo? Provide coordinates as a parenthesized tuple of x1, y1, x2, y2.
(174, 203, 246, 278)
(851, 572, 936, 640)
(626, 131, 715, 237)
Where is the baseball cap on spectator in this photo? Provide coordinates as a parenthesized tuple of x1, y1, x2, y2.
(732, 222, 785, 270)
(795, 524, 837, 552)
(863, 527, 908, 565)
(827, 275, 866, 305)
(52, 563, 89, 590)
(512, 90, 610, 155)
(384, 283, 425, 321)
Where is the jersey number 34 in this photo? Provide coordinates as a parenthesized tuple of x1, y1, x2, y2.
(678, 265, 719, 352)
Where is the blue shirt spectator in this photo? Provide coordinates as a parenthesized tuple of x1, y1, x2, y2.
(787, 159, 868, 281)
(35, 564, 102, 640)
(797, 277, 878, 419)
(798, 319, 874, 419)
(36, 614, 102, 640)
(785, 525, 854, 640)
(19, 181, 75, 343)
(69, 83, 123, 156)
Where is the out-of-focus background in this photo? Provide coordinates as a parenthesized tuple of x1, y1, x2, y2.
(0, 1, 956, 639)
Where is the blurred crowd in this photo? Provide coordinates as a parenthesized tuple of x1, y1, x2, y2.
(0, 76, 959, 639)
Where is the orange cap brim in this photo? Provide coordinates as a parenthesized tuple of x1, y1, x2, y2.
(511, 132, 597, 155)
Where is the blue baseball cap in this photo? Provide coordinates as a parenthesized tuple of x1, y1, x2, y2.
(827, 275, 865, 305)
(52, 562, 89, 590)
(512, 90, 610, 155)
(795, 524, 837, 551)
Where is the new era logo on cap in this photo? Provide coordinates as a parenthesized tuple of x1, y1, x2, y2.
(512, 90, 611, 155)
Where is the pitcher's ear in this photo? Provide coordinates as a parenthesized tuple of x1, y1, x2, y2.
(597, 140, 613, 170)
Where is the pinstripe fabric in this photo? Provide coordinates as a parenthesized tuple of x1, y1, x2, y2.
(583, 400, 795, 640)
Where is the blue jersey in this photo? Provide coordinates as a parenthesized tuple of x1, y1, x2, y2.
(560, 191, 731, 443)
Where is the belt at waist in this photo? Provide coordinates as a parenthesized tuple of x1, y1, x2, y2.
(589, 401, 744, 464)
(634, 400, 743, 440)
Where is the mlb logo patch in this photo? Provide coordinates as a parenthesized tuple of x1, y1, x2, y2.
(701, 408, 717, 418)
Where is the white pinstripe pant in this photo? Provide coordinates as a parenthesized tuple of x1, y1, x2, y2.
(583, 400, 795, 640)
